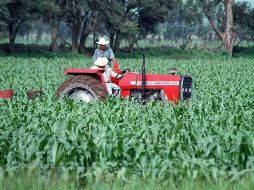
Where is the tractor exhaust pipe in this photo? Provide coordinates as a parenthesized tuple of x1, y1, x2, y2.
(142, 54, 146, 99)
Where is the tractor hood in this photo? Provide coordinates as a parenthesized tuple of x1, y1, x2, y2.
(119, 72, 183, 102)
(119, 72, 181, 89)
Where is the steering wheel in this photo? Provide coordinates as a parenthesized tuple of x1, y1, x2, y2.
(121, 68, 130, 74)
(115, 68, 130, 80)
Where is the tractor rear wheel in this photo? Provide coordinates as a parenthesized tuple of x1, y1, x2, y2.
(55, 75, 108, 102)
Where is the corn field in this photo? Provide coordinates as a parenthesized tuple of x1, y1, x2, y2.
(0, 52, 254, 182)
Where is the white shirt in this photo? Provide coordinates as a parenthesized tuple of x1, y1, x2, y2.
(90, 65, 118, 82)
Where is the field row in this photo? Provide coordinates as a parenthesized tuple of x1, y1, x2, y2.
(0, 52, 254, 181)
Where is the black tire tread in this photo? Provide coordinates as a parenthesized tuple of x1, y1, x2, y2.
(55, 75, 108, 100)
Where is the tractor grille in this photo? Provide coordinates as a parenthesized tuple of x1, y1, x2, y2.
(180, 76, 192, 100)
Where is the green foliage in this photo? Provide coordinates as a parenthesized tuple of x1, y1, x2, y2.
(0, 50, 254, 183)
(35, 0, 67, 25)
(0, 0, 42, 52)
(100, 0, 179, 49)
(234, 2, 254, 32)
(1, 173, 254, 190)
(138, 0, 179, 35)
(0, 25, 7, 40)
(0, 0, 38, 26)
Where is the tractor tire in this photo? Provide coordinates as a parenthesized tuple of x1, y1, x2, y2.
(55, 75, 108, 102)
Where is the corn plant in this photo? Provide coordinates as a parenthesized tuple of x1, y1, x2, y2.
(0, 52, 254, 182)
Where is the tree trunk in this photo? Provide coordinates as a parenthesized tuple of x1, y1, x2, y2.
(79, 30, 89, 53)
(128, 41, 134, 53)
(78, 13, 95, 53)
(36, 29, 43, 42)
(114, 33, 120, 51)
(50, 24, 58, 52)
(71, 23, 78, 52)
(202, 0, 236, 56)
(93, 32, 97, 49)
(71, 9, 82, 52)
(110, 33, 115, 48)
(8, 23, 17, 54)
(223, 0, 236, 56)
(128, 37, 137, 53)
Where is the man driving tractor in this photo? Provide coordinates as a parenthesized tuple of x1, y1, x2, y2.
(56, 39, 192, 103)
(90, 57, 123, 97)
(93, 37, 116, 67)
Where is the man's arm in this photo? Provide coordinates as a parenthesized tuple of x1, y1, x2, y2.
(109, 48, 115, 60)
(90, 66, 98, 69)
(93, 49, 98, 62)
(106, 66, 117, 77)
(107, 66, 124, 79)
(112, 58, 117, 65)
(108, 48, 117, 67)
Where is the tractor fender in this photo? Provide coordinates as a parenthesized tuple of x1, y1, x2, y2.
(64, 68, 103, 76)
(64, 68, 107, 89)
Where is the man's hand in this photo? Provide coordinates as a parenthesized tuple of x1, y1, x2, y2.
(112, 58, 117, 65)
(115, 73, 124, 80)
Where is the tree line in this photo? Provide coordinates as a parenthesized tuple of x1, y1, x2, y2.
(0, 0, 254, 56)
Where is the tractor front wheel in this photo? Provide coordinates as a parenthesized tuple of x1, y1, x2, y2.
(55, 75, 108, 102)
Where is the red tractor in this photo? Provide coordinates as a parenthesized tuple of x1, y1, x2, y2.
(56, 55, 192, 103)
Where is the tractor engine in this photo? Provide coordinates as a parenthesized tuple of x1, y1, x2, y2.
(130, 90, 162, 102)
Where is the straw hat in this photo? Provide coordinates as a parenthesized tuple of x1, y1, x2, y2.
(94, 57, 108, 67)
(96, 37, 109, 45)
